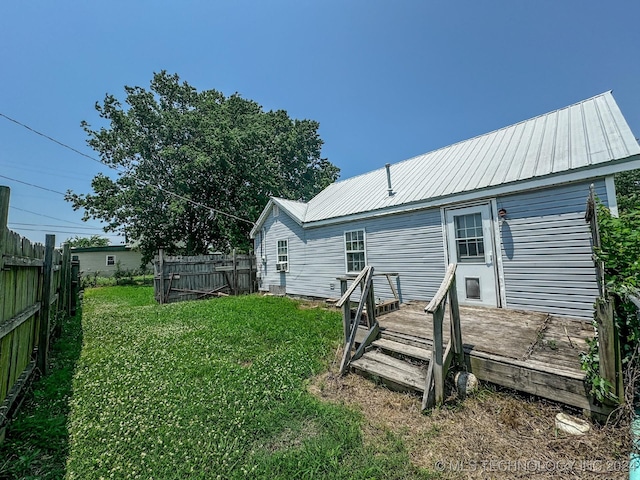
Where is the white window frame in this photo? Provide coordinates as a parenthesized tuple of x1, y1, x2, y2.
(273, 204, 280, 217)
(344, 229, 367, 273)
(106, 254, 116, 266)
(276, 239, 289, 272)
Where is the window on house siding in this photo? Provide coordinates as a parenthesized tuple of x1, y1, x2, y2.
(106, 255, 116, 266)
(276, 239, 288, 272)
(72, 255, 79, 261)
(273, 204, 279, 217)
(345, 229, 366, 273)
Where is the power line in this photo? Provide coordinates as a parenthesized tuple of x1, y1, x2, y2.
(10, 226, 120, 236)
(10, 206, 93, 226)
(0, 112, 256, 226)
(0, 174, 66, 196)
(0, 112, 105, 167)
(9, 222, 106, 231)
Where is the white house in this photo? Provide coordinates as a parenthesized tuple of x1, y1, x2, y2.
(251, 92, 640, 319)
(71, 245, 150, 277)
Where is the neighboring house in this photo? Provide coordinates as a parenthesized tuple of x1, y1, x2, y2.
(71, 245, 150, 277)
(251, 92, 640, 319)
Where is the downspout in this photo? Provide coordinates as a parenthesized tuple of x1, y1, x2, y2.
(629, 295, 640, 479)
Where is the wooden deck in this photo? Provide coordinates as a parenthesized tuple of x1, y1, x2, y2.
(364, 302, 600, 412)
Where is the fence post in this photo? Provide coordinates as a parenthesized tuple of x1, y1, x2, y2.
(233, 249, 238, 295)
(70, 259, 79, 315)
(60, 243, 70, 316)
(595, 296, 624, 404)
(158, 248, 165, 304)
(38, 234, 55, 375)
(0, 187, 9, 303)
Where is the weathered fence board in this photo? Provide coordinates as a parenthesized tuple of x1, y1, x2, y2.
(153, 249, 257, 304)
(0, 186, 78, 442)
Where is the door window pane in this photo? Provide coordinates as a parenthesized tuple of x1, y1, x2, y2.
(454, 213, 485, 264)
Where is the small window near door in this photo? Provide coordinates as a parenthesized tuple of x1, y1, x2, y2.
(454, 213, 485, 263)
(106, 255, 116, 266)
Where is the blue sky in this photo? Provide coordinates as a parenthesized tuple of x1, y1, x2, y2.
(1, 1, 639, 246)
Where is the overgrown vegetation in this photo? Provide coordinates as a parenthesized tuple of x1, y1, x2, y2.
(64, 288, 432, 479)
(581, 170, 640, 410)
(0, 309, 83, 479)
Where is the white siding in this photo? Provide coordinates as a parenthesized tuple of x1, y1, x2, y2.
(496, 180, 607, 318)
(258, 207, 446, 302)
(74, 249, 149, 277)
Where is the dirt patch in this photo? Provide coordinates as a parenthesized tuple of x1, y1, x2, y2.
(308, 360, 631, 479)
(263, 419, 320, 453)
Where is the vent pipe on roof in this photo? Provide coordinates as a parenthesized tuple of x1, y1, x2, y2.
(385, 163, 395, 196)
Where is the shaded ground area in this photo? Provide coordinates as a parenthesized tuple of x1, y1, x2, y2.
(0, 309, 83, 480)
(309, 356, 631, 480)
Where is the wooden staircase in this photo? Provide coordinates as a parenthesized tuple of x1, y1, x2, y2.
(351, 337, 430, 393)
(338, 264, 463, 410)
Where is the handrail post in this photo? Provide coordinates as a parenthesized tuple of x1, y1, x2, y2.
(449, 273, 464, 366)
(424, 263, 462, 409)
(340, 279, 349, 343)
(433, 303, 445, 405)
(338, 266, 374, 375)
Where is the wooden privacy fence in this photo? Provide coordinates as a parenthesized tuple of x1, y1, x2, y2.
(0, 186, 79, 441)
(153, 249, 257, 304)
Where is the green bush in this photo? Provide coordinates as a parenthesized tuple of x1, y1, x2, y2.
(583, 203, 640, 404)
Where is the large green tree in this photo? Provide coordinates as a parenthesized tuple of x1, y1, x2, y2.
(67, 72, 339, 262)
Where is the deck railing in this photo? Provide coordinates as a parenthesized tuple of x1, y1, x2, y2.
(422, 263, 464, 409)
(336, 266, 379, 374)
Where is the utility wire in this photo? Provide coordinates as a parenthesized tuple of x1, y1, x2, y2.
(0, 112, 256, 226)
(0, 112, 105, 167)
(9, 222, 106, 231)
(0, 173, 66, 196)
(10, 206, 95, 226)
(11, 226, 120, 236)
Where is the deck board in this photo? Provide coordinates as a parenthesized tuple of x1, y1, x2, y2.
(373, 302, 597, 411)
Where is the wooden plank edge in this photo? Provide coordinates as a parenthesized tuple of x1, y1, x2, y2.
(351, 356, 426, 392)
(0, 303, 40, 340)
(0, 360, 37, 435)
(465, 352, 595, 412)
(1, 254, 44, 267)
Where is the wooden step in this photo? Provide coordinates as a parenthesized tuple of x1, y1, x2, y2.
(371, 338, 432, 362)
(380, 329, 433, 350)
(350, 351, 427, 393)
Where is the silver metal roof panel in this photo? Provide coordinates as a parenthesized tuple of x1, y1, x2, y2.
(253, 92, 639, 231)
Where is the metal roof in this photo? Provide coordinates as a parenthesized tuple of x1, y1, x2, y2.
(252, 91, 640, 234)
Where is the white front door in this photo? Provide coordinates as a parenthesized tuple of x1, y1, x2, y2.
(445, 204, 498, 307)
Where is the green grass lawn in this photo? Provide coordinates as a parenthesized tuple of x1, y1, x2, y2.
(61, 287, 432, 479)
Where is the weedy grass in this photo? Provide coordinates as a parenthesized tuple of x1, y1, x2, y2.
(65, 287, 432, 479)
(0, 308, 83, 480)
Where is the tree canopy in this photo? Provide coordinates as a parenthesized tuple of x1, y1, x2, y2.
(67, 71, 339, 262)
(65, 235, 110, 248)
